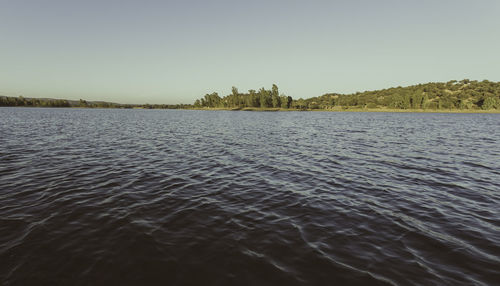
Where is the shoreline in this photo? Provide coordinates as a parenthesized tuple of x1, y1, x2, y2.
(187, 107, 500, 114)
(2, 106, 500, 113)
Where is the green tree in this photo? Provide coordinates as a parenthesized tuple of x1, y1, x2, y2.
(296, 98, 306, 109)
(482, 96, 498, 110)
(248, 89, 259, 107)
(271, 84, 279, 97)
(259, 88, 271, 108)
(280, 95, 288, 108)
(422, 94, 429, 109)
(272, 94, 280, 108)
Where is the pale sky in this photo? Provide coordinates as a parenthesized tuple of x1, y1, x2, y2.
(1, 0, 499, 104)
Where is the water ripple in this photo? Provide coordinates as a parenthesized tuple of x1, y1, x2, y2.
(0, 108, 499, 285)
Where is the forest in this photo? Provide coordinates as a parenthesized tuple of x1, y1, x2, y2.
(308, 79, 500, 110)
(195, 80, 500, 110)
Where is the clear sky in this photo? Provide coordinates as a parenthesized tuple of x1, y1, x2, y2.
(1, 0, 499, 104)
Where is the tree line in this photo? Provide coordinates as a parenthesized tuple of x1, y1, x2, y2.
(194, 84, 293, 109)
(194, 80, 499, 110)
(0, 96, 190, 109)
(2, 79, 499, 110)
(0, 96, 72, 107)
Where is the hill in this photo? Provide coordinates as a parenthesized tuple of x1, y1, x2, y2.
(303, 79, 500, 110)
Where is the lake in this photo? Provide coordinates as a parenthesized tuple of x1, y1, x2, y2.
(1, 108, 499, 285)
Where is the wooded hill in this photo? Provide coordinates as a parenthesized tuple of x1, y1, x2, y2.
(195, 80, 500, 110)
(309, 79, 500, 110)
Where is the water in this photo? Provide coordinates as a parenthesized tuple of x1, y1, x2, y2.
(1, 108, 499, 286)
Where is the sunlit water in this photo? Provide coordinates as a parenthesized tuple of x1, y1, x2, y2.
(1, 108, 499, 285)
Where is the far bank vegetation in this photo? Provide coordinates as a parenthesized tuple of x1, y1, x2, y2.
(1, 79, 499, 111)
(194, 80, 500, 111)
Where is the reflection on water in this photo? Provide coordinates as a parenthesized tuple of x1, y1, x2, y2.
(1, 108, 499, 285)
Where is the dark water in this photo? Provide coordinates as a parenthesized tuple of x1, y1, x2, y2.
(1, 108, 499, 286)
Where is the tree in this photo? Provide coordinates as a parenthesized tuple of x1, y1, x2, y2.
(272, 94, 280, 108)
(422, 94, 429, 109)
(272, 84, 279, 97)
(259, 88, 271, 108)
(296, 98, 306, 109)
(286, 96, 293, 108)
(280, 95, 288, 108)
(204, 92, 221, 107)
(482, 96, 498, 110)
(248, 89, 259, 107)
(410, 93, 423, 109)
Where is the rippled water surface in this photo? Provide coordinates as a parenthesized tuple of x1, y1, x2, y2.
(1, 108, 499, 285)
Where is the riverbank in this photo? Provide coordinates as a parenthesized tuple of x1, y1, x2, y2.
(2, 105, 499, 113)
(187, 107, 500, 113)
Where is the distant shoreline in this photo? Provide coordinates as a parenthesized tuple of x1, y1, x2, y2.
(2, 106, 500, 114)
(2, 79, 499, 112)
(187, 107, 500, 114)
